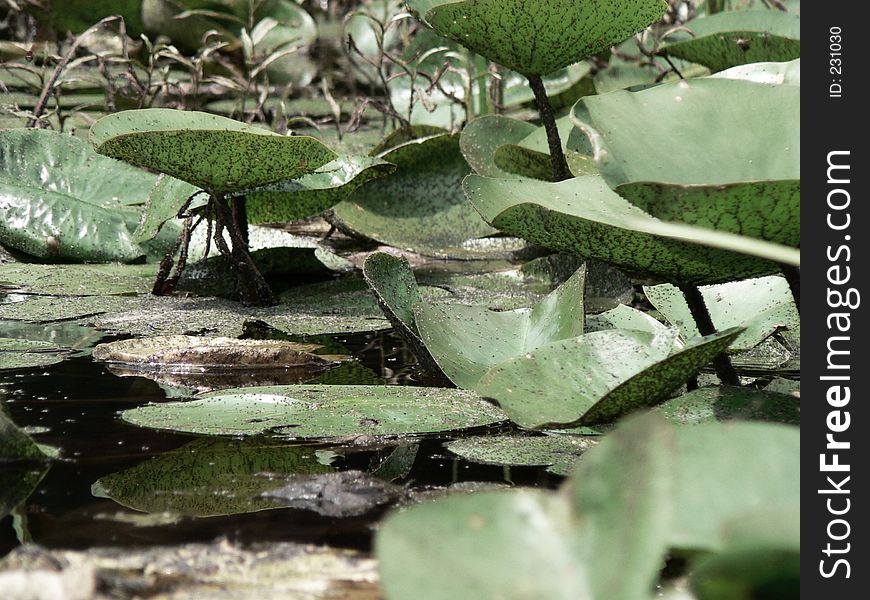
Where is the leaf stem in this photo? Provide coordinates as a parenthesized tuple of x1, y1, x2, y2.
(678, 283, 740, 386)
(527, 74, 571, 182)
(779, 264, 800, 315)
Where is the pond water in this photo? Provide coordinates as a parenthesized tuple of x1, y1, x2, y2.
(0, 329, 560, 557)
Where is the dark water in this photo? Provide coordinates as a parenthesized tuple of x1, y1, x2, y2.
(1, 330, 559, 557)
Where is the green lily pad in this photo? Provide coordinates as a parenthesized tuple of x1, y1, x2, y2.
(0, 337, 66, 370)
(0, 320, 104, 352)
(92, 437, 333, 517)
(669, 421, 798, 551)
(0, 263, 156, 296)
(657, 386, 800, 426)
(574, 77, 799, 246)
(460, 116, 538, 179)
(90, 109, 337, 193)
(415, 266, 586, 389)
(644, 275, 799, 351)
(445, 435, 596, 474)
(121, 385, 507, 438)
(1, 408, 48, 462)
(712, 58, 801, 85)
(405, 0, 667, 75)
(242, 155, 397, 224)
(330, 133, 497, 258)
(585, 304, 671, 336)
(0, 129, 190, 262)
(465, 175, 797, 285)
(660, 10, 800, 72)
(475, 328, 742, 427)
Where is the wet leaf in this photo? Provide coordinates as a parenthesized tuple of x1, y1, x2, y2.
(92, 438, 333, 517)
(660, 11, 800, 72)
(405, 0, 667, 75)
(330, 133, 498, 258)
(0, 408, 47, 462)
(0, 337, 66, 370)
(262, 470, 406, 517)
(0, 263, 156, 296)
(242, 155, 397, 224)
(645, 275, 799, 350)
(657, 386, 800, 426)
(415, 266, 586, 389)
(0, 129, 188, 262)
(573, 77, 799, 246)
(92, 336, 338, 371)
(122, 385, 507, 438)
(475, 328, 742, 427)
(584, 304, 671, 336)
(465, 175, 798, 285)
(90, 109, 337, 193)
(445, 435, 596, 470)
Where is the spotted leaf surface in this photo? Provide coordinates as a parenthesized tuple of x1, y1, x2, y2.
(574, 77, 799, 246)
(406, 0, 668, 75)
(90, 109, 337, 193)
(660, 10, 800, 73)
(465, 175, 797, 285)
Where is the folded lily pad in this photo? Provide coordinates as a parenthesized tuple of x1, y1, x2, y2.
(465, 175, 797, 285)
(405, 0, 667, 75)
(0, 129, 189, 262)
(415, 266, 586, 389)
(121, 385, 507, 438)
(657, 386, 800, 426)
(645, 275, 799, 350)
(92, 437, 333, 517)
(660, 10, 800, 72)
(92, 336, 338, 372)
(90, 109, 337, 193)
(574, 77, 799, 246)
(475, 328, 742, 427)
(330, 133, 498, 258)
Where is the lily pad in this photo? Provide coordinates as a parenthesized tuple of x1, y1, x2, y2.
(121, 385, 507, 438)
(0, 337, 66, 370)
(0, 129, 189, 262)
(573, 77, 799, 246)
(330, 133, 497, 258)
(475, 328, 742, 428)
(261, 470, 407, 517)
(712, 58, 801, 85)
(415, 266, 586, 389)
(1, 409, 47, 462)
(92, 336, 338, 372)
(585, 304, 670, 336)
(405, 0, 667, 75)
(644, 275, 799, 350)
(445, 434, 596, 475)
(657, 386, 800, 426)
(460, 116, 538, 179)
(0, 263, 156, 296)
(92, 437, 333, 517)
(90, 109, 337, 193)
(465, 175, 797, 285)
(660, 10, 800, 72)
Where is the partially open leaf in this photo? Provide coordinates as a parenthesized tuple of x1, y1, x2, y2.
(90, 109, 337, 193)
(405, 0, 667, 75)
(465, 175, 797, 285)
(574, 77, 799, 246)
(415, 266, 586, 389)
(121, 385, 507, 438)
(660, 10, 800, 72)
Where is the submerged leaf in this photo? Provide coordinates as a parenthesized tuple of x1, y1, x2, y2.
(122, 385, 507, 438)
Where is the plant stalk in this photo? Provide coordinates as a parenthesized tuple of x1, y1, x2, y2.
(779, 264, 800, 315)
(527, 74, 571, 182)
(678, 283, 740, 386)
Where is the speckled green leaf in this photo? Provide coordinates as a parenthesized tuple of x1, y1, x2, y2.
(660, 11, 800, 72)
(406, 0, 667, 75)
(242, 155, 396, 224)
(460, 116, 538, 179)
(92, 437, 332, 517)
(669, 422, 798, 551)
(1, 408, 48, 462)
(712, 58, 800, 85)
(0, 263, 156, 296)
(645, 275, 799, 350)
(573, 78, 799, 246)
(0, 337, 66, 370)
(330, 134, 497, 258)
(132, 175, 202, 244)
(475, 328, 741, 427)
(0, 129, 191, 261)
(415, 266, 586, 389)
(657, 385, 800, 426)
(446, 434, 596, 470)
(121, 385, 507, 438)
(465, 175, 797, 285)
(90, 109, 337, 193)
(584, 304, 671, 336)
